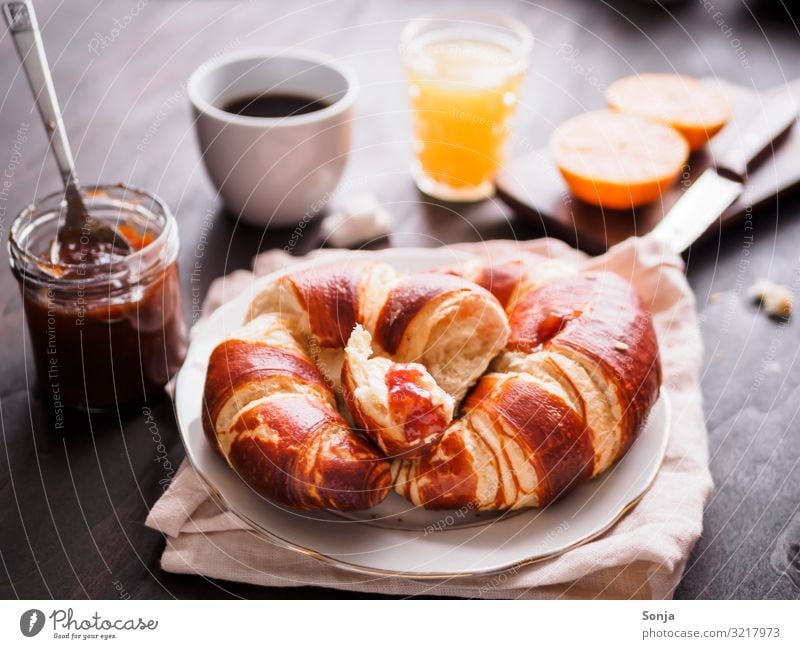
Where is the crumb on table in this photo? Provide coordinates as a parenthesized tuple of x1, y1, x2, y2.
(749, 279, 792, 319)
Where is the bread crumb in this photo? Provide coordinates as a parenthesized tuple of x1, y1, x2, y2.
(749, 279, 793, 319)
(614, 341, 629, 351)
(708, 292, 723, 304)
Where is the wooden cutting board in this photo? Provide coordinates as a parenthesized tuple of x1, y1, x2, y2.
(496, 78, 800, 254)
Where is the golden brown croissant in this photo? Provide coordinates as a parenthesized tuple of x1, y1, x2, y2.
(393, 263, 662, 510)
(202, 314, 391, 510)
(203, 260, 509, 510)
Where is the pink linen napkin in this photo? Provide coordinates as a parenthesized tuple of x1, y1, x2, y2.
(146, 237, 712, 599)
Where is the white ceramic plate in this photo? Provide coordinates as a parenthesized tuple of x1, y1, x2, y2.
(175, 247, 670, 578)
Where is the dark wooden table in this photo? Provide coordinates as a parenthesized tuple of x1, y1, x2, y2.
(2, 0, 799, 599)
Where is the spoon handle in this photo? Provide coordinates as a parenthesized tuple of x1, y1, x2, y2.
(4, 1, 79, 189)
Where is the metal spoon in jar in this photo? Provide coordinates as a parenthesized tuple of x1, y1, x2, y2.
(3, 1, 131, 264)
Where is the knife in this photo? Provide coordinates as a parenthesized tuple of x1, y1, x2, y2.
(651, 92, 798, 253)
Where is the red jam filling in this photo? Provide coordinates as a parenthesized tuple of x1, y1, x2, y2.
(385, 363, 448, 444)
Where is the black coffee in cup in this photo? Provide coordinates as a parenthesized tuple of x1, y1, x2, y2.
(223, 93, 330, 118)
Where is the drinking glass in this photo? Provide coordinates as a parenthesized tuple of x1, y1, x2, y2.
(402, 11, 532, 201)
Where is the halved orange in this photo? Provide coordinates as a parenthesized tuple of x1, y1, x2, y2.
(606, 74, 730, 150)
(551, 110, 689, 210)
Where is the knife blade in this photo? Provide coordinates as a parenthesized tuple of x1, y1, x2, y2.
(651, 92, 798, 253)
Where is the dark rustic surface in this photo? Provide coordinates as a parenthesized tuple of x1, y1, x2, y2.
(1, 0, 799, 600)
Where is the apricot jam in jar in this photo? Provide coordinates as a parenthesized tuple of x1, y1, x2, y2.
(9, 184, 187, 412)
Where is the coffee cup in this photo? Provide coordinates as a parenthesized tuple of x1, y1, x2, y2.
(188, 48, 357, 228)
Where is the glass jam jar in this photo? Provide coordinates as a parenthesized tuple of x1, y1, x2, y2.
(9, 183, 187, 412)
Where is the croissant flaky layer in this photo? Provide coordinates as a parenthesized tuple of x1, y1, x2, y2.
(393, 267, 662, 511)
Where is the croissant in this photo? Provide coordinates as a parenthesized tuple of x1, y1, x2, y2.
(393, 263, 662, 510)
(202, 313, 392, 510)
(203, 260, 509, 510)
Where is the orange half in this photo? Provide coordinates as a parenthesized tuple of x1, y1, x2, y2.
(551, 110, 690, 210)
(606, 73, 731, 150)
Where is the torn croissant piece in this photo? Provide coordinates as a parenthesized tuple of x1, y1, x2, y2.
(342, 325, 454, 458)
(393, 267, 661, 511)
(202, 314, 391, 510)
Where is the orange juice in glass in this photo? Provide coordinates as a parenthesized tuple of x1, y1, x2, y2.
(402, 12, 532, 201)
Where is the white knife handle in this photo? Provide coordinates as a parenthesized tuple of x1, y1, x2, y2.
(716, 92, 797, 182)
